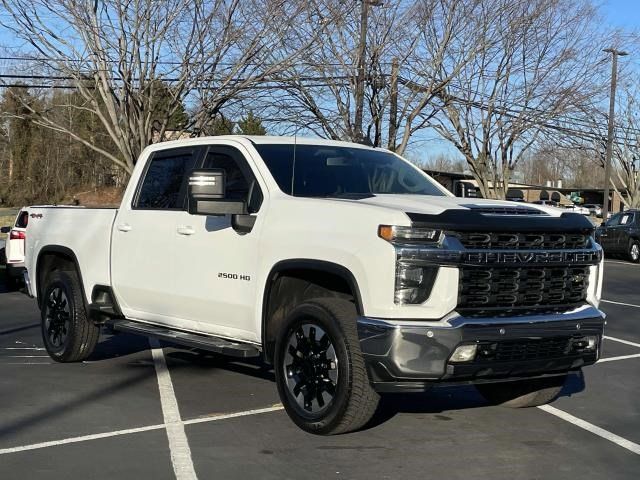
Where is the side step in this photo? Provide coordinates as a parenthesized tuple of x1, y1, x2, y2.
(107, 320, 260, 358)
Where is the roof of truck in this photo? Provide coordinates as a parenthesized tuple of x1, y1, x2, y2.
(149, 135, 378, 151)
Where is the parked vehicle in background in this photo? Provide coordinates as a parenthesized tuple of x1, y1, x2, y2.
(564, 204, 590, 215)
(22, 136, 606, 435)
(583, 204, 602, 217)
(0, 209, 29, 289)
(531, 200, 559, 207)
(595, 210, 640, 262)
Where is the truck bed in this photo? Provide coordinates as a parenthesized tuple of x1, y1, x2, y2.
(24, 206, 118, 302)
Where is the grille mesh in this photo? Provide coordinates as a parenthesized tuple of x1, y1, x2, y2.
(475, 337, 572, 363)
(458, 266, 589, 313)
(455, 232, 590, 250)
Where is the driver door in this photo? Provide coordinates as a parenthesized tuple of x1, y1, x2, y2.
(172, 143, 265, 342)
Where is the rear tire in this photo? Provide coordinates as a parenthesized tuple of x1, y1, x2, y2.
(274, 298, 379, 435)
(41, 269, 100, 362)
(476, 374, 567, 408)
(628, 240, 640, 263)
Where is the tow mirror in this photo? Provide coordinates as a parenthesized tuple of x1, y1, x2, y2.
(187, 168, 247, 216)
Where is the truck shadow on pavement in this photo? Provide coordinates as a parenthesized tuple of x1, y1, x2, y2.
(364, 370, 586, 430)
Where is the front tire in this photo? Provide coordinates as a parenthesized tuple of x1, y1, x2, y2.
(476, 374, 567, 408)
(274, 298, 379, 435)
(41, 269, 100, 362)
(628, 240, 640, 263)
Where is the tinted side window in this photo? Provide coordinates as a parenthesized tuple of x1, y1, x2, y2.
(136, 151, 196, 209)
(620, 213, 634, 226)
(15, 210, 29, 228)
(203, 147, 263, 213)
(607, 213, 622, 226)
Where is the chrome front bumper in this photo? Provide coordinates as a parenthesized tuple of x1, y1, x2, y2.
(357, 306, 606, 392)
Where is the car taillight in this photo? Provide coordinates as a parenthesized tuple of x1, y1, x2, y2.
(10, 230, 25, 240)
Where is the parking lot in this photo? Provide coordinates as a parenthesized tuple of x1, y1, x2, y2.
(0, 261, 638, 480)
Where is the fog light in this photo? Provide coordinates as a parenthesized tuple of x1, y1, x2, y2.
(450, 344, 478, 363)
(586, 335, 598, 351)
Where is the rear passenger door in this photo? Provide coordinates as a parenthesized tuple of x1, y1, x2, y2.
(111, 146, 201, 330)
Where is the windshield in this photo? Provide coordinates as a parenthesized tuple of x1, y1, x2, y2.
(254, 144, 446, 198)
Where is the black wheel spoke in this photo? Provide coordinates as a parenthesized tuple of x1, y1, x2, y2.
(44, 286, 71, 351)
(283, 322, 338, 415)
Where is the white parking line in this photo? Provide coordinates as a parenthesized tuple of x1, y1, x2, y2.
(150, 339, 198, 480)
(604, 335, 640, 349)
(1, 347, 46, 351)
(538, 405, 640, 455)
(601, 299, 640, 309)
(0, 405, 283, 455)
(4, 355, 50, 358)
(597, 353, 640, 363)
(604, 260, 639, 266)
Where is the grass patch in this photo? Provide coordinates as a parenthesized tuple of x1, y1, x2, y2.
(0, 210, 18, 241)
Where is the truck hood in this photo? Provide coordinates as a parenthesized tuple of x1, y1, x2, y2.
(343, 194, 563, 217)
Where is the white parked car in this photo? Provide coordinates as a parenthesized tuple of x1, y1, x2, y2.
(1, 209, 29, 289)
(564, 204, 590, 215)
(583, 204, 603, 217)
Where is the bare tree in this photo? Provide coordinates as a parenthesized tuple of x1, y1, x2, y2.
(432, 0, 607, 199)
(610, 82, 640, 208)
(259, 0, 486, 153)
(0, 0, 325, 174)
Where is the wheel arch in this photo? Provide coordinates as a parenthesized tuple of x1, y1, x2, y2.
(261, 259, 364, 363)
(35, 245, 87, 309)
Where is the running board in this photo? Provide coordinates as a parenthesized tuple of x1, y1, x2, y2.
(107, 320, 260, 358)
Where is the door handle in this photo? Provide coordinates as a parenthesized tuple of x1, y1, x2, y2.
(117, 223, 132, 232)
(177, 226, 195, 236)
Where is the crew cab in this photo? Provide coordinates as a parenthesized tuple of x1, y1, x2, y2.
(23, 136, 605, 434)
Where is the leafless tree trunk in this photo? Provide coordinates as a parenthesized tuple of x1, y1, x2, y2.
(1, 0, 327, 175)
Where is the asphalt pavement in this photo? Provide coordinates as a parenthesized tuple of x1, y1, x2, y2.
(0, 260, 639, 479)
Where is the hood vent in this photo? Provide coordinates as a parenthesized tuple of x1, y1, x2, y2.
(462, 205, 546, 216)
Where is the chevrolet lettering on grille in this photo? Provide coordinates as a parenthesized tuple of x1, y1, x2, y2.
(464, 250, 601, 266)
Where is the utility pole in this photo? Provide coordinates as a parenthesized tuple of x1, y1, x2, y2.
(354, 0, 382, 143)
(388, 57, 399, 151)
(602, 48, 628, 221)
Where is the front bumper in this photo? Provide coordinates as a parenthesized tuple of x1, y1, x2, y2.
(357, 306, 605, 393)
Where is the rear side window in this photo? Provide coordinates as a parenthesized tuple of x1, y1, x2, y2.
(135, 149, 197, 209)
(15, 210, 29, 228)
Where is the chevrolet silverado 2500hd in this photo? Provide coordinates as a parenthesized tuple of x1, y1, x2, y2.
(23, 136, 605, 434)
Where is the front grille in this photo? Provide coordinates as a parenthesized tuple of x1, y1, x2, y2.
(458, 266, 589, 314)
(454, 232, 590, 250)
(475, 337, 572, 363)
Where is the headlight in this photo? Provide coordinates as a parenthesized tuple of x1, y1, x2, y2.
(379, 225, 441, 304)
(378, 225, 441, 244)
(394, 264, 438, 304)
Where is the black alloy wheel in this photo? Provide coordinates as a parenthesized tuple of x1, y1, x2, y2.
(43, 286, 71, 353)
(40, 269, 99, 362)
(283, 323, 339, 415)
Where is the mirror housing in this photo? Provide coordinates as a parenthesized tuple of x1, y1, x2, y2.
(187, 168, 247, 216)
(0, 226, 11, 234)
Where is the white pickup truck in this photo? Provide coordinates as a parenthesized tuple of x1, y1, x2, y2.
(23, 136, 605, 434)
